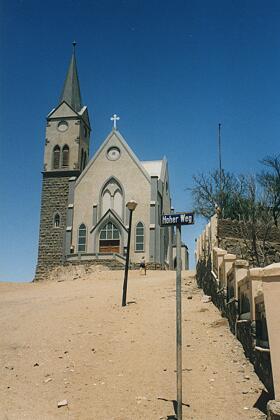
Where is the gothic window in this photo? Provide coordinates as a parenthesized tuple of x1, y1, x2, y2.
(99, 222, 120, 253)
(103, 190, 111, 214)
(62, 145, 69, 167)
(53, 145, 60, 169)
(114, 190, 122, 216)
(135, 222, 144, 251)
(101, 179, 123, 219)
(78, 223, 87, 252)
(54, 213, 60, 228)
(100, 222, 120, 240)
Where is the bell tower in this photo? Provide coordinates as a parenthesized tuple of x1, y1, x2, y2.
(35, 44, 91, 280)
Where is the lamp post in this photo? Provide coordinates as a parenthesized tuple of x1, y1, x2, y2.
(122, 200, 138, 307)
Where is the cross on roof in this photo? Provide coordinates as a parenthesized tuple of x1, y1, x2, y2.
(110, 114, 120, 130)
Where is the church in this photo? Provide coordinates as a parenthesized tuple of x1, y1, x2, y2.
(35, 47, 188, 280)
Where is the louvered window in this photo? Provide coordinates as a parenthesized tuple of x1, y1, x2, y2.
(53, 145, 60, 169)
(62, 145, 69, 167)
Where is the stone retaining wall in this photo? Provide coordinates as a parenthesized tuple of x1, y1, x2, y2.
(196, 257, 274, 395)
(218, 219, 280, 266)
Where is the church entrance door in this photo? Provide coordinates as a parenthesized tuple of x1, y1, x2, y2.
(99, 222, 120, 254)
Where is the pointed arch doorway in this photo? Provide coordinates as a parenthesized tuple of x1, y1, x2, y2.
(99, 221, 120, 253)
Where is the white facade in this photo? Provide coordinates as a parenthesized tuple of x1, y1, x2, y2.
(65, 129, 173, 267)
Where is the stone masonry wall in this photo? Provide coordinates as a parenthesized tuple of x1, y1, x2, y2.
(218, 219, 280, 266)
(34, 173, 70, 281)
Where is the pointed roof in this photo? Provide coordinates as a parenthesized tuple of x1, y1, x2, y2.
(59, 43, 82, 112)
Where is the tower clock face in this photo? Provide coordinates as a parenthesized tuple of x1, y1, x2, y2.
(57, 120, 69, 132)
(107, 146, 121, 161)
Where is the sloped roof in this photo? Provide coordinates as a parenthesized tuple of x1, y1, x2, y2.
(141, 160, 166, 181)
(59, 50, 82, 112)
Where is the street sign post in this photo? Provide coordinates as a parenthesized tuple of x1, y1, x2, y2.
(161, 212, 194, 420)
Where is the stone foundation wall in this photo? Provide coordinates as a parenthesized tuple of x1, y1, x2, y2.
(196, 257, 274, 395)
(226, 300, 238, 335)
(255, 349, 274, 394)
(64, 259, 125, 271)
(236, 320, 255, 363)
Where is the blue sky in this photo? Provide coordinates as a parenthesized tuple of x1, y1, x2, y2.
(0, 0, 279, 281)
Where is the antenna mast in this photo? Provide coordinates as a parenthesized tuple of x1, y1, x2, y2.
(218, 123, 222, 195)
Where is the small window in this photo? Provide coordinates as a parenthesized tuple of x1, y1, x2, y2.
(135, 222, 144, 251)
(78, 223, 87, 252)
(80, 149, 84, 170)
(53, 145, 60, 169)
(62, 145, 69, 167)
(83, 151, 87, 169)
(54, 213, 60, 228)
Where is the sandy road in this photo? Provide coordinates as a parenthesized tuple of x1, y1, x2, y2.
(0, 270, 266, 419)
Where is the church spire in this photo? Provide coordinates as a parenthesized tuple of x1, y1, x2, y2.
(59, 42, 82, 112)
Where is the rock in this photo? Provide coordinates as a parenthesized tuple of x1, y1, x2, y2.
(267, 400, 280, 419)
(33, 363, 39, 367)
(57, 400, 68, 408)
(202, 295, 212, 303)
(242, 390, 249, 394)
(187, 296, 193, 299)
(244, 375, 250, 380)
(44, 378, 53, 383)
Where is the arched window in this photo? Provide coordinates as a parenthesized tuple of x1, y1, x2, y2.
(53, 145, 60, 169)
(101, 178, 123, 219)
(135, 222, 144, 251)
(99, 222, 120, 253)
(54, 213, 60, 228)
(78, 223, 87, 252)
(62, 145, 69, 167)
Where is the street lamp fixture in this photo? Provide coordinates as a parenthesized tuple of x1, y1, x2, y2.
(122, 200, 138, 306)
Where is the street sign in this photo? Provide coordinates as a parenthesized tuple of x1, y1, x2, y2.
(161, 212, 194, 226)
(161, 210, 195, 420)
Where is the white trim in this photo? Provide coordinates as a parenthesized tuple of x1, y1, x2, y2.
(68, 204, 74, 208)
(149, 224, 155, 229)
(66, 226, 72, 231)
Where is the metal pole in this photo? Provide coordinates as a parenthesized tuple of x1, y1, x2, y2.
(218, 123, 222, 196)
(122, 209, 133, 307)
(176, 224, 182, 420)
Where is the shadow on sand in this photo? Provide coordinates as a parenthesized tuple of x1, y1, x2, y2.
(158, 397, 190, 419)
(253, 388, 274, 415)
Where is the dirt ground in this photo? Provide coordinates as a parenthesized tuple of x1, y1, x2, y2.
(0, 270, 267, 419)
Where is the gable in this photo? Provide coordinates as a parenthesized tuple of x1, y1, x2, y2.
(76, 130, 151, 186)
(47, 101, 79, 119)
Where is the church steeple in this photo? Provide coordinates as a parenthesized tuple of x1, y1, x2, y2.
(59, 42, 82, 112)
